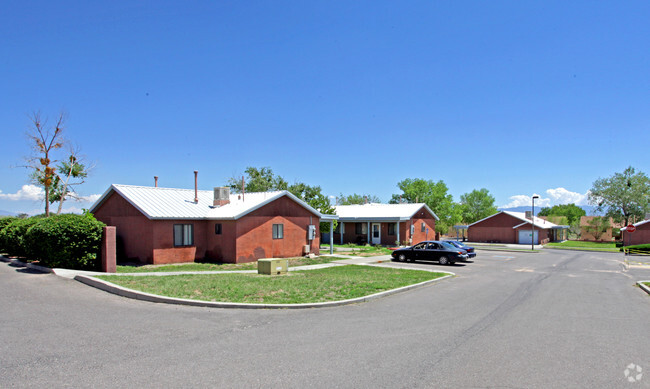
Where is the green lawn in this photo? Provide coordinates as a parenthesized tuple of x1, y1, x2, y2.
(99, 265, 448, 304)
(544, 241, 619, 252)
(321, 244, 393, 256)
(117, 256, 345, 273)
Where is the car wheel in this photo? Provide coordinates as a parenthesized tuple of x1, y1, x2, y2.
(398, 254, 407, 262)
(438, 256, 449, 265)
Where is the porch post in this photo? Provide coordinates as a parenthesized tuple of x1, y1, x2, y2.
(367, 221, 371, 245)
(340, 223, 344, 245)
(397, 222, 400, 246)
(329, 221, 334, 254)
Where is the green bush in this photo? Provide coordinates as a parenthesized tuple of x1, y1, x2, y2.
(0, 217, 19, 254)
(0, 217, 40, 257)
(23, 213, 106, 270)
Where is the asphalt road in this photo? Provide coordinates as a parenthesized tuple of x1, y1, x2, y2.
(2, 250, 650, 388)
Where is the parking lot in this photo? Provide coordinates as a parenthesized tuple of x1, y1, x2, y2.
(2, 249, 650, 388)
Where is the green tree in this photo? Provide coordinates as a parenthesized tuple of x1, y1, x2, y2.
(588, 166, 650, 225)
(51, 150, 90, 215)
(536, 203, 586, 225)
(459, 188, 497, 224)
(337, 193, 381, 205)
(584, 216, 610, 241)
(389, 178, 460, 235)
(228, 167, 288, 193)
(229, 167, 336, 232)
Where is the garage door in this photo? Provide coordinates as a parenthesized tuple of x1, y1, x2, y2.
(518, 230, 539, 245)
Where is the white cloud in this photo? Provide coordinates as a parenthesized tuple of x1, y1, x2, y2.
(502, 188, 590, 208)
(502, 194, 551, 208)
(545, 188, 589, 206)
(0, 185, 44, 201)
(77, 194, 101, 203)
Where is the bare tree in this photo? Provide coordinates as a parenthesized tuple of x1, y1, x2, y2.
(26, 111, 65, 216)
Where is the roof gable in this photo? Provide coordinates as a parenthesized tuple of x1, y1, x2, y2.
(90, 184, 325, 220)
(468, 211, 561, 229)
(335, 203, 439, 221)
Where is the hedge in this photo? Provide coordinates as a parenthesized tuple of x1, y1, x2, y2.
(0, 217, 40, 257)
(0, 217, 18, 254)
(23, 214, 106, 270)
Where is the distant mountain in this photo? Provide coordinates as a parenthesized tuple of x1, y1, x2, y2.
(0, 210, 17, 217)
(498, 205, 603, 216)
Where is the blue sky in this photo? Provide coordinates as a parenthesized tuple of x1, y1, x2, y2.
(1, 1, 649, 215)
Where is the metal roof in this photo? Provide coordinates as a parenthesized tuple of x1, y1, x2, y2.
(621, 219, 650, 231)
(334, 203, 439, 222)
(468, 211, 564, 229)
(90, 184, 335, 220)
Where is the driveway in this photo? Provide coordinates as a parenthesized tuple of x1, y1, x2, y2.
(1, 250, 650, 388)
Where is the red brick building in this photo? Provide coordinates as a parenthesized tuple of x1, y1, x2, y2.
(621, 220, 650, 246)
(468, 211, 568, 245)
(90, 184, 335, 264)
(332, 203, 438, 246)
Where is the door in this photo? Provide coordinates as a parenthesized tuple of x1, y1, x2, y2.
(518, 230, 539, 244)
(371, 223, 381, 245)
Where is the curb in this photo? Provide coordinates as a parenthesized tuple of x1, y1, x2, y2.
(638, 281, 650, 295)
(74, 271, 455, 309)
(542, 247, 622, 254)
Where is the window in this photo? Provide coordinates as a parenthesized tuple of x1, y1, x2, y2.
(215, 223, 222, 235)
(272, 224, 284, 239)
(355, 223, 368, 235)
(173, 224, 194, 246)
(421, 222, 426, 232)
(388, 223, 396, 236)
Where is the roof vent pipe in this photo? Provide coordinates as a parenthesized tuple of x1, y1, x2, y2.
(194, 171, 198, 203)
(154, 176, 158, 188)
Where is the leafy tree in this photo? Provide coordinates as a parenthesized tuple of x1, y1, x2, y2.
(228, 167, 288, 193)
(537, 203, 586, 225)
(50, 150, 90, 215)
(588, 166, 650, 225)
(458, 188, 497, 224)
(229, 167, 336, 232)
(337, 193, 381, 205)
(25, 112, 65, 216)
(584, 216, 610, 241)
(389, 178, 460, 235)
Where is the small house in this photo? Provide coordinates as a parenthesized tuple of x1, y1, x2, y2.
(332, 203, 438, 246)
(468, 211, 568, 244)
(90, 184, 336, 264)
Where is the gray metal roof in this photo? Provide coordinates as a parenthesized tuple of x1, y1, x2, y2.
(90, 184, 336, 221)
(334, 203, 439, 222)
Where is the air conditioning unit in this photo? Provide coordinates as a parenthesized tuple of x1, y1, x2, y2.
(258, 258, 288, 275)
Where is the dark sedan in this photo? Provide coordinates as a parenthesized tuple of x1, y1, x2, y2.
(444, 240, 477, 259)
(391, 241, 468, 265)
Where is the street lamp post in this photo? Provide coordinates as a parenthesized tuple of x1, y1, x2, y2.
(532, 195, 539, 251)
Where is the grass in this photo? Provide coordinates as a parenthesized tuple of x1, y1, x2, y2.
(644, 282, 650, 288)
(320, 243, 393, 256)
(116, 256, 345, 273)
(544, 240, 619, 252)
(98, 265, 448, 304)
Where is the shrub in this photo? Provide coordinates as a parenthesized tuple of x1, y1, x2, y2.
(23, 213, 105, 270)
(0, 217, 18, 254)
(0, 217, 40, 257)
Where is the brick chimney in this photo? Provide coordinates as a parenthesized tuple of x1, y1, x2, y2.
(214, 187, 230, 206)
